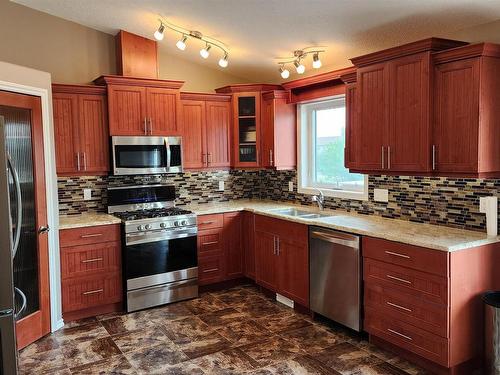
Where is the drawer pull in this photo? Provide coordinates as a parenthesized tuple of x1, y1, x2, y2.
(385, 251, 410, 259)
(386, 274, 411, 285)
(200, 221, 215, 225)
(81, 257, 103, 264)
(82, 288, 104, 295)
(202, 268, 219, 273)
(386, 301, 412, 313)
(80, 233, 103, 238)
(387, 328, 412, 341)
(202, 241, 219, 245)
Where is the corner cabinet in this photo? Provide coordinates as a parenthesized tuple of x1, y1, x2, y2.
(52, 84, 109, 176)
(94, 75, 184, 136)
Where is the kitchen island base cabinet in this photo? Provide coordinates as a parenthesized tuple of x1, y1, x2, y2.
(254, 215, 309, 307)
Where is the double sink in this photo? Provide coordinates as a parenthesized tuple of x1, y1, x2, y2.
(267, 207, 335, 220)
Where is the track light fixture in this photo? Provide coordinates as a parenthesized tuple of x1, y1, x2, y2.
(276, 47, 325, 78)
(153, 19, 230, 68)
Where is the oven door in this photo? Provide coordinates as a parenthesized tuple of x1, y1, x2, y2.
(112, 136, 168, 175)
(124, 234, 197, 291)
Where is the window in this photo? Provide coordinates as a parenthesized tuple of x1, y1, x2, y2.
(298, 96, 367, 200)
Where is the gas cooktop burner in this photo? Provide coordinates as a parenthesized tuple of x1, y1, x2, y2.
(114, 207, 193, 221)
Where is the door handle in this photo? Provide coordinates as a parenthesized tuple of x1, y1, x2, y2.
(38, 225, 50, 234)
(387, 146, 391, 170)
(381, 146, 385, 169)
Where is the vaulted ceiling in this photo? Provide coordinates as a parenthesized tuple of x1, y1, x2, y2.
(13, 0, 500, 83)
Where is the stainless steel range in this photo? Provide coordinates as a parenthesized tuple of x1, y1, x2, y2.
(108, 184, 198, 312)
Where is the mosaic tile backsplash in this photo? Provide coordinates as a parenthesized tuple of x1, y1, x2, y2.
(58, 170, 499, 233)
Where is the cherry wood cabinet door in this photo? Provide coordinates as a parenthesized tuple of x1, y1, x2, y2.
(146, 87, 179, 136)
(433, 58, 480, 174)
(261, 96, 274, 168)
(181, 100, 206, 169)
(78, 94, 109, 174)
(356, 62, 390, 171)
(344, 83, 358, 169)
(388, 53, 431, 172)
(205, 100, 231, 168)
(255, 230, 278, 291)
(52, 93, 79, 174)
(243, 212, 256, 279)
(107, 84, 147, 135)
(223, 212, 243, 279)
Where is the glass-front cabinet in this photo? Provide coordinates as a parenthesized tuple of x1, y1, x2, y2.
(233, 92, 261, 167)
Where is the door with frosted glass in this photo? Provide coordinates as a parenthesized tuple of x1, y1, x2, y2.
(0, 91, 50, 349)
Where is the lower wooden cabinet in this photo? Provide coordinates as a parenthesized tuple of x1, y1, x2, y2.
(254, 215, 309, 307)
(242, 212, 256, 279)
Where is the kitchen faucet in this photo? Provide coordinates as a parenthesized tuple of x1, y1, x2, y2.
(311, 188, 325, 210)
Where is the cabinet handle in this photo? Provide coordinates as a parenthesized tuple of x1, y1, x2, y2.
(386, 301, 412, 313)
(381, 146, 385, 169)
(200, 221, 214, 225)
(82, 288, 103, 295)
(207, 153, 212, 166)
(387, 328, 412, 341)
(432, 145, 436, 171)
(149, 118, 153, 135)
(143, 117, 147, 135)
(203, 268, 219, 273)
(80, 233, 103, 238)
(202, 153, 207, 166)
(277, 237, 280, 255)
(386, 274, 412, 285)
(384, 250, 410, 259)
(202, 241, 219, 245)
(81, 257, 103, 263)
(76, 153, 81, 171)
(387, 146, 391, 170)
(273, 236, 277, 255)
(82, 152, 87, 171)
(269, 150, 273, 166)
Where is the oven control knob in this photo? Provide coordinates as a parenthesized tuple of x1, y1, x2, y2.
(137, 225, 144, 231)
(181, 220, 188, 226)
(145, 224, 152, 230)
(174, 221, 180, 227)
(160, 222, 167, 228)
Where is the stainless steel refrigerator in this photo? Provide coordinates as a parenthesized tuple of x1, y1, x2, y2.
(0, 115, 19, 374)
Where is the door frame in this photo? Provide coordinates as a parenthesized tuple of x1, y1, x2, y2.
(0, 78, 63, 333)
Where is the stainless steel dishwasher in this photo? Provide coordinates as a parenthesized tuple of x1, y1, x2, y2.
(309, 226, 361, 331)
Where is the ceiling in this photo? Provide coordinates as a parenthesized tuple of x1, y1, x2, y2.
(13, 0, 500, 83)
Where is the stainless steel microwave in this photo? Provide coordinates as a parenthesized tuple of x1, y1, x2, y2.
(112, 136, 182, 175)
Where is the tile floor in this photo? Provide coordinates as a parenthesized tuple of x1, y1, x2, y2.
(19, 284, 429, 374)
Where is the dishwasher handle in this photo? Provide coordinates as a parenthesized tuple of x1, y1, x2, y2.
(310, 230, 360, 249)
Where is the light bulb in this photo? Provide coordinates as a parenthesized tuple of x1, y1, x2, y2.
(279, 66, 290, 79)
(312, 52, 322, 69)
(154, 23, 165, 41)
(218, 54, 229, 68)
(200, 44, 211, 59)
(294, 60, 305, 74)
(176, 36, 187, 51)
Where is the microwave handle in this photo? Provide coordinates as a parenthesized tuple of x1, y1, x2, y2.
(166, 141, 171, 170)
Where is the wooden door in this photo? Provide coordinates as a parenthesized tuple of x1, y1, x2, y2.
(78, 94, 109, 174)
(433, 58, 480, 173)
(261, 95, 274, 168)
(146, 87, 179, 135)
(388, 53, 431, 172)
(181, 100, 206, 169)
(205, 100, 231, 168)
(107, 84, 147, 135)
(356, 63, 390, 171)
(223, 212, 243, 279)
(273, 96, 296, 170)
(277, 236, 309, 307)
(344, 83, 358, 169)
(233, 92, 261, 168)
(254, 230, 278, 291)
(52, 93, 79, 174)
(0, 91, 50, 349)
(243, 212, 256, 279)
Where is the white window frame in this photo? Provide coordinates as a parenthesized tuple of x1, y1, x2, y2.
(297, 95, 368, 201)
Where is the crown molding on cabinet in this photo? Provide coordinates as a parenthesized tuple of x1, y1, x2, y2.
(52, 84, 107, 95)
(93, 75, 184, 89)
(180, 92, 231, 102)
(432, 42, 500, 64)
(215, 83, 283, 94)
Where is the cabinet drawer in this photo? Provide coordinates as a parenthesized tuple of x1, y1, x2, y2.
(197, 214, 223, 230)
(364, 282, 448, 337)
(60, 224, 120, 247)
(364, 258, 448, 305)
(62, 273, 122, 313)
(365, 307, 448, 366)
(363, 237, 448, 276)
(198, 228, 223, 256)
(61, 242, 121, 280)
(198, 255, 225, 286)
(255, 214, 308, 245)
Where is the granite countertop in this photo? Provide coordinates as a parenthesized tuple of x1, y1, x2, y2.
(183, 199, 500, 252)
(59, 213, 121, 230)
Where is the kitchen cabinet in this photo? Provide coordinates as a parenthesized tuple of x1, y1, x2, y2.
(94, 75, 184, 136)
(52, 84, 109, 176)
(180, 93, 231, 169)
(432, 43, 500, 177)
(223, 212, 243, 279)
(341, 72, 359, 169)
(243, 212, 256, 279)
(59, 224, 122, 321)
(362, 236, 500, 373)
(261, 91, 296, 169)
(254, 215, 309, 307)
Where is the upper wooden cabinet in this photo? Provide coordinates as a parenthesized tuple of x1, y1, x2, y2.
(180, 93, 231, 169)
(94, 75, 183, 136)
(261, 91, 296, 170)
(52, 84, 109, 176)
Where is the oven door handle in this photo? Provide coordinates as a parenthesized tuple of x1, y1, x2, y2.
(131, 278, 197, 294)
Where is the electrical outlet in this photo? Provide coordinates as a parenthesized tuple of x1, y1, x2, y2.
(374, 188, 389, 202)
(83, 188, 92, 201)
(218, 180, 224, 191)
(288, 181, 294, 192)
